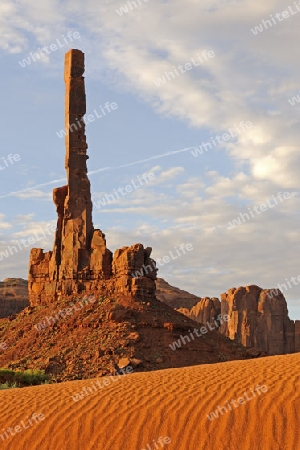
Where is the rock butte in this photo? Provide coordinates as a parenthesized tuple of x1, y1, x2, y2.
(177, 285, 300, 354)
(28, 50, 157, 305)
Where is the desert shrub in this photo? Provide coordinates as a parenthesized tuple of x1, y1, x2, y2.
(0, 369, 15, 385)
(0, 368, 49, 388)
(0, 382, 19, 390)
(14, 369, 48, 386)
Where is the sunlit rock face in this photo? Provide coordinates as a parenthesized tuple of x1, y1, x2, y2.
(28, 50, 157, 306)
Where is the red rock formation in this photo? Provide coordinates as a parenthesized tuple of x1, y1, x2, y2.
(178, 297, 221, 328)
(293, 320, 300, 352)
(167, 283, 298, 355)
(113, 244, 157, 297)
(220, 286, 295, 355)
(24, 50, 300, 357)
(28, 50, 156, 305)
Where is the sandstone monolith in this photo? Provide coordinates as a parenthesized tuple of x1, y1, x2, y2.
(176, 285, 297, 355)
(177, 297, 221, 329)
(294, 320, 300, 352)
(220, 285, 295, 354)
(28, 50, 157, 305)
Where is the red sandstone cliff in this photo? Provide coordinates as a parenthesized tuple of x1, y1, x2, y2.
(177, 296, 221, 329)
(175, 285, 298, 355)
(220, 286, 295, 354)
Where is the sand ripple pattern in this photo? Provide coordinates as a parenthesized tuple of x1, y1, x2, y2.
(0, 353, 299, 450)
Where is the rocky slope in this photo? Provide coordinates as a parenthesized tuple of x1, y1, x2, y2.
(0, 290, 259, 383)
(155, 278, 201, 309)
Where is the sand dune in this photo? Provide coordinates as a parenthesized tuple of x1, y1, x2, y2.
(0, 353, 299, 450)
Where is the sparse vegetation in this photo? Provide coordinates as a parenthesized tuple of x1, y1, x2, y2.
(0, 368, 49, 388)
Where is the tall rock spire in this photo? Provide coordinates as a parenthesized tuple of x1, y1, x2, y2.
(28, 50, 156, 306)
(56, 49, 94, 279)
(64, 49, 93, 233)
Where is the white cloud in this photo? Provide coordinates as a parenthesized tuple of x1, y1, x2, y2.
(1, 189, 53, 200)
(251, 147, 300, 187)
(0, 214, 12, 230)
(149, 166, 185, 184)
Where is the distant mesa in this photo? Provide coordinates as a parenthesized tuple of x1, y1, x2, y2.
(0, 278, 29, 318)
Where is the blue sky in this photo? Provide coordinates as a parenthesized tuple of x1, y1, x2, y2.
(1, 0, 300, 319)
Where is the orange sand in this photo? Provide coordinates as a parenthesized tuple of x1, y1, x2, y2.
(0, 353, 299, 450)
